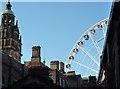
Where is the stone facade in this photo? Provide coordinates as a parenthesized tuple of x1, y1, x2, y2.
(49, 60, 97, 88)
(98, 1, 120, 89)
(24, 46, 46, 68)
(0, 1, 22, 62)
(1, 51, 28, 88)
(0, 1, 28, 88)
(5, 67, 63, 89)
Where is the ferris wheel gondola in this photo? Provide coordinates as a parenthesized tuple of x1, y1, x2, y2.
(65, 18, 109, 76)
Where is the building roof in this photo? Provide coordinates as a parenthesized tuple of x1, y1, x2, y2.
(5, 68, 63, 89)
(2, 1, 14, 15)
(2, 9, 14, 15)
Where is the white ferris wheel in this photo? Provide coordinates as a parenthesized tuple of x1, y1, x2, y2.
(65, 18, 109, 77)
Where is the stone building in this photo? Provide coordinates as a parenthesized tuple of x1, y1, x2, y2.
(24, 46, 46, 68)
(0, 1, 22, 62)
(1, 51, 28, 88)
(64, 72, 82, 88)
(80, 76, 97, 88)
(22, 46, 64, 89)
(24, 46, 50, 78)
(0, 1, 28, 88)
(49, 60, 97, 88)
(0, 1, 98, 89)
(98, 1, 120, 89)
(4, 67, 63, 89)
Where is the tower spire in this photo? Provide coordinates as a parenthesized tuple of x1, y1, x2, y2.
(1, 0, 22, 62)
(6, 0, 11, 10)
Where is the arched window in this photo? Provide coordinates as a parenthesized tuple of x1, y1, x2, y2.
(8, 39, 10, 45)
(6, 39, 10, 46)
(2, 39, 4, 46)
(6, 40, 7, 46)
(8, 16, 11, 23)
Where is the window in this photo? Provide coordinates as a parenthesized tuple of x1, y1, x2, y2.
(2, 39, 4, 46)
(5, 39, 7, 46)
(6, 39, 10, 46)
(12, 40, 14, 47)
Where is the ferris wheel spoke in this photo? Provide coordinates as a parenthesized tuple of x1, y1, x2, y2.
(76, 39, 96, 66)
(76, 42, 94, 67)
(97, 36, 104, 42)
(79, 47, 99, 67)
(66, 18, 109, 76)
(95, 40, 102, 54)
(73, 61, 98, 73)
(85, 59, 93, 75)
(103, 23, 108, 40)
(102, 24, 105, 39)
(77, 37, 101, 71)
(88, 61, 95, 75)
(90, 34, 102, 55)
(78, 43, 96, 67)
(102, 24, 107, 48)
(85, 51, 99, 75)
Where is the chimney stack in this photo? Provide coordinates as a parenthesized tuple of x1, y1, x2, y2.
(31, 46, 41, 62)
(50, 61, 59, 70)
(60, 62, 64, 73)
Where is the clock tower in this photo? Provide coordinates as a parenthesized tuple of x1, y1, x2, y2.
(0, 1, 22, 62)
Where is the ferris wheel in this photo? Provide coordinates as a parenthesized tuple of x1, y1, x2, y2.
(65, 18, 109, 77)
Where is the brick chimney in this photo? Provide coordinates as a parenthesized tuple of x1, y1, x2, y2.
(31, 46, 41, 62)
(60, 62, 64, 73)
(50, 61, 59, 70)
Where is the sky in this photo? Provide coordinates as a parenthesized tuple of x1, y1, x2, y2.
(1, 2, 112, 77)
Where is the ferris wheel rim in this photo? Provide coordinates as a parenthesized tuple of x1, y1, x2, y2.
(65, 18, 109, 75)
